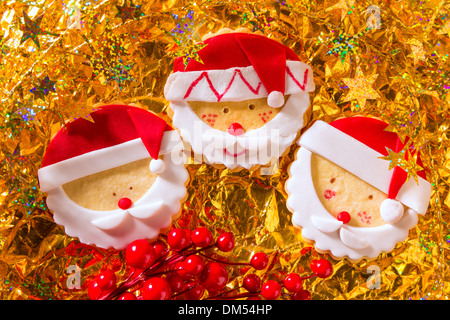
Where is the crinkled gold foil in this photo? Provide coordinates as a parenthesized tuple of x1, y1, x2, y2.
(0, 0, 449, 300)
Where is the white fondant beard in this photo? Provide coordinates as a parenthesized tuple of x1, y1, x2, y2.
(170, 92, 310, 170)
(45, 154, 188, 250)
(286, 148, 419, 261)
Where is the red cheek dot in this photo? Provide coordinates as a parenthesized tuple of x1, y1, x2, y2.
(337, 211, 351, 224)
(118, 197, 132, 210)
(324, 189, 336, 200)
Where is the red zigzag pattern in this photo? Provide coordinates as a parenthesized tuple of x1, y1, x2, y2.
(183, 67, 309, 101)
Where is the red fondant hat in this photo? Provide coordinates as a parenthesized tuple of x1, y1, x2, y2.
(38, 105, 173, 192)
(164, 32, 315, 107)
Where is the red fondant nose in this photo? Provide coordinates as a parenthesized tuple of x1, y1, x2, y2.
(118, 197, 132, 210)
(227, 123, 244, 136)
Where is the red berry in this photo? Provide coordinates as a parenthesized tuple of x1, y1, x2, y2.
(291, 289, 311, 300)
(167, 228, 190, 250)
(199, 262, 229, 292)
(183, 255, 205, 276)
(182, 282, 205, 300)
(88, 280, 103, 300)
(216, 232, 235, 252)
(174, 261, 191, 280)
(166, 272, 184, 292)
(152, 240, 168, 259)
(141, 277, 171, 300)
(283, 273, 303, 293)
(87, 270, 116, 300)
(250, 252, 268, 270)
(118, 292, 137, 300)
(118, 197, 132, 210)
(310, 259, 333, 278)
(337, 211, 351, 224)
(96, 270, 116, 291)
(243, 274, 261, 293)
(261, 280, 282, 300)
(125, 239, 156, 269)
(191, 227, 213, 247)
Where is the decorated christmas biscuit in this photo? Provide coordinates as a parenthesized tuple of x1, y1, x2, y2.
(38, 105, 188, 249)
(286, 117, 432, 261)
(164, 30, 315, 170)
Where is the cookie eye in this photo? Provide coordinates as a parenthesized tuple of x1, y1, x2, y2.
(248, 104, 255, 110)
(330, 178, 336, 183)
(368, 195, 373, 200)
(112, 193, 116, 196)
(129, 187, 133, 190)
(222, 107, 229, 114)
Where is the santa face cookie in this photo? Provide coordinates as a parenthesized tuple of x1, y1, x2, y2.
(38, 105, 188, 249)
(286, 117, 432, 261)
(164, 32, 315, 170)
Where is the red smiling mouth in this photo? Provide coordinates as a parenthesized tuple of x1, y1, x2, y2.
(223, 148, 246, 157)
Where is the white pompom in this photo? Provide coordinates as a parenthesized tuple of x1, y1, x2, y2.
(267, 91, 285, 108)
(149, 159, 165, 174)
(380, 198, 404, 224)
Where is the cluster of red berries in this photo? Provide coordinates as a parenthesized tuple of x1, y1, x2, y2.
(88, 227, 333, 300)
(241, 258, 333, 300)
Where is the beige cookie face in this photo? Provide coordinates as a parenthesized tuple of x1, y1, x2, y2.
(187, 96, 285, 132)
(311, 153, 390, 227)
(62, 158, 157, 211)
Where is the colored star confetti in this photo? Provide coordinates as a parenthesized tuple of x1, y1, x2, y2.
(29, 76, 56, 101)
(20, 11, 58, 49)
(239, 5, 274, 33)
(115, 0, 144, 23)
(326, 30, 368, 62)
(341, 65, 380, 108)
(169, 10, 206, 67)
(84, 25, 135, 89)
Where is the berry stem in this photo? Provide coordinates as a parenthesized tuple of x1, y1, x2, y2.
(300, 274, 317, 280)
(198, 252, 250, 267)
(98, 244, 217, 300)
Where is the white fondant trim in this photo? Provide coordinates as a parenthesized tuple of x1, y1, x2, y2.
(286, 147, 419, 261)
(91, 201, 166, 230)
(38, 130, 183, 192)
(164, 61, 315, 103)
(298, 120, 432, 215)
(311, 216, 343, 233)
(340, 227, 369, 249)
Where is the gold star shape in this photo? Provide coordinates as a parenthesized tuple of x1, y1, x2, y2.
(326, 0, 355, 21)
(342, 66, 380, 108)
(20, 11, 58, 49)
(115, 0, 144, 23)
(175, 40, 207, 67)
(379, 141, 423, 184)
(169, 10, 206, 67)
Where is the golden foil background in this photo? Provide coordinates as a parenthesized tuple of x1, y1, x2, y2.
(0, 0, 449, 299)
